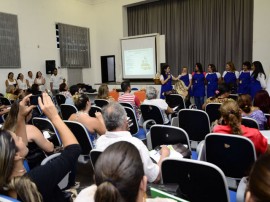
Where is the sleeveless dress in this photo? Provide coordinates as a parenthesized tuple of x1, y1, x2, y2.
(238, 71, 251, 94)
(206, 72, 219, 98)
(160, 74, 172, 99)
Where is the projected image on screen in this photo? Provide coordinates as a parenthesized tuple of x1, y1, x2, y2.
(121, 36, 157, 79)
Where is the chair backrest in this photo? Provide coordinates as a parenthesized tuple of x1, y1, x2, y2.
(55, 94, 66, 106)
(205, 133, 256, 179)
(32, 117, 62, 146)
(264, 113, 270, 129)
(119, 102, 134, 109)
(178, 109, 210, 142)
(123, 106, 139, 135)
(64, 121, 93, 155)
(89, 105, 102, 117)
(60, 104, 78, 120)
(147, 124, 191, 151)
(134, 90, 146, 103)
(241, 117, 259, 129)
(90, 149, 102, 170)
(161, 158, 229, 202)
(94, 99, 109, 108)
(205, 103, 222, 123)
(140, 104, 165, 124)
(166, 94, 186, 110)
(0, 97, 11, 105)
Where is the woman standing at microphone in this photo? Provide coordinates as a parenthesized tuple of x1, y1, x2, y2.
(160, 64, 179, 99)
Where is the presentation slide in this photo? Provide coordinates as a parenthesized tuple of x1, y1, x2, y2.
(121, 36, 157, 79)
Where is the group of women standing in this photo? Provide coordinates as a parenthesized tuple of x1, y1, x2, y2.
(160, 61, 267, 109)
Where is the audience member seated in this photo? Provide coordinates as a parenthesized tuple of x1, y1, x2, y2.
(96, 102, 169, 183)
(202, 83, 231, 110)
(0, 105, 10, 124)
(238, 94, 267, 130)
(213, 100, 268, 156)
(3, 101, 54, 169)
(143, 86, 174, 124)
(118, 81, 140, 117)
(29, 83, 41, 95)
(59, 83, 74, 105)
(68, 93, 106, 145)
(5, 85, 18, 101)
(69, 85, 80, 96)
(5, 72, 17, 89)
(76, 141, 174, 202)
(0, 93, 81, 202)
(245, 153, 270, 202)
(96, 84, 114, 101)
(253, 90, 270, 114)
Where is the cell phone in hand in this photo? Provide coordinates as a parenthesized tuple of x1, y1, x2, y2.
(30, 95, 42, 105)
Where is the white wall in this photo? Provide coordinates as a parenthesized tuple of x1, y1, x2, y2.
(253, 0, 270, 77)
(0, 0, 269, 94)
(0, 0, 95, 93)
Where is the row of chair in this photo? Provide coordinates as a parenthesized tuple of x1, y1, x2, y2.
(88, 124, 253, 202)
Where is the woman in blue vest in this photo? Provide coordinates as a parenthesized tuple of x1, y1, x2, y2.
(250, 61, 266, 99)
(160, 64, 178, 99)
(238, 61, 252, 95)
(205, 64, 221, 98)
(192, 63, 205, 109)
(222, 61, 239, 94)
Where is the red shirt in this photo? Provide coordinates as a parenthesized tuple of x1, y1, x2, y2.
(213, 124, 268, 155)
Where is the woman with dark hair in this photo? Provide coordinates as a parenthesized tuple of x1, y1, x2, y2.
(245, 153, 270, 202)
(213, 100, 267, 156)
(76, 141, 174, 202)
(160, 64, 178, 99)
(5, 72, 17, 88)
(238, 94, 266, 130)
(205, 64, 221, 98)
(59, 83, 73, 105)
(34, 71, 46, 92)
(0, 93, 81, 202)
(17, 73, 28, 91)
(253, 90, 270, 114)
(250, 61, 266, 99)
(202, 84, 231, 110)
(238, 61, 252, 95)
(68, 93, 106, 145)
(222, 61, 239, 94)
(192, 63, 205, 109)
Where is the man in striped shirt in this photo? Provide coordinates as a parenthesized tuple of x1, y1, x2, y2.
(118, 81, 140, 118)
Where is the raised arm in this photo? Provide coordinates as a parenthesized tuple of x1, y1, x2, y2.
(16, 94, 36, 146)
(38, 92, 78, 147)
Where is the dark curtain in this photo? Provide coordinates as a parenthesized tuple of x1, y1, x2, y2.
(127, 0, 253, 76)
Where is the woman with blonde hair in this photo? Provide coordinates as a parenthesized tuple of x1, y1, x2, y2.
(213, 100, 268, 156)
(0, 93, 81, 202)
(96, 84, 114, 101)
(222, 61, 239, 94)
(174, 80, 188, 100)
